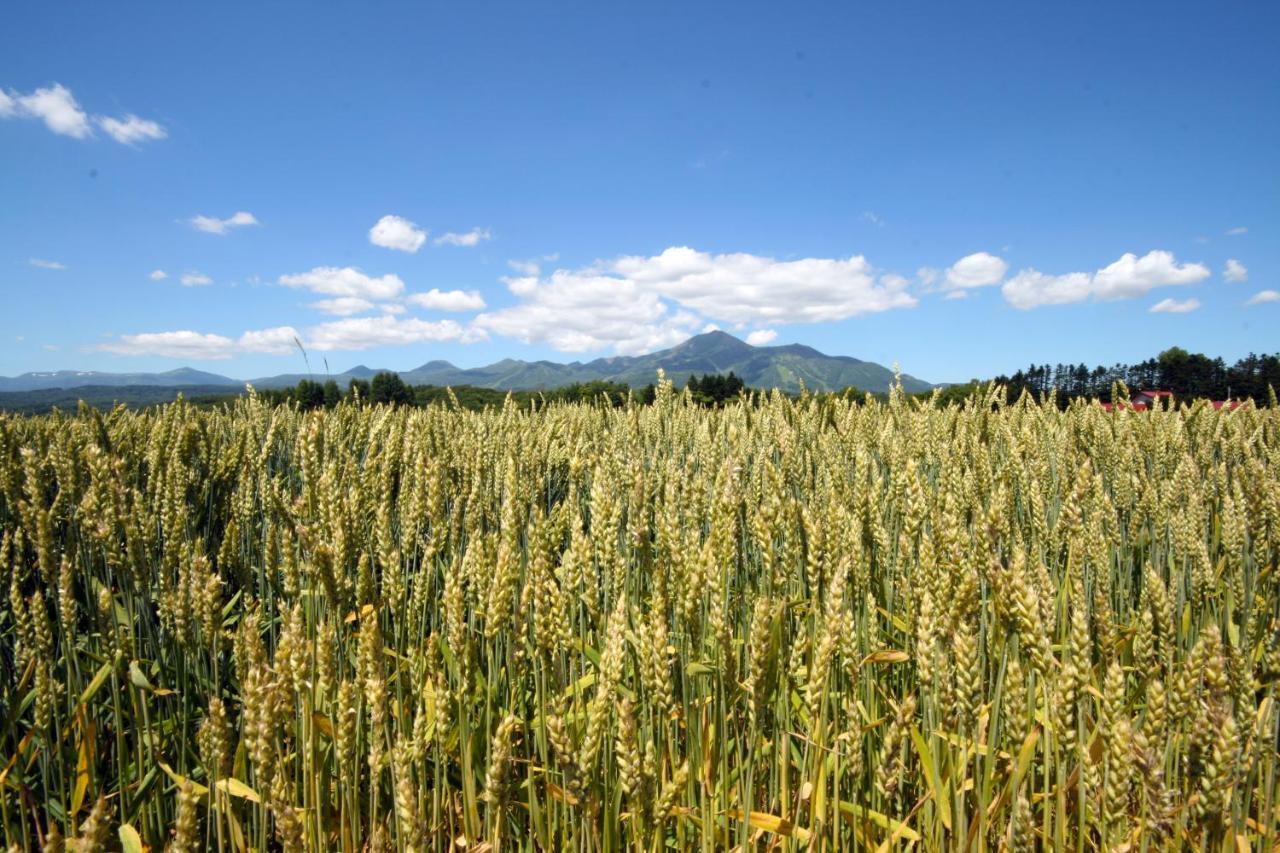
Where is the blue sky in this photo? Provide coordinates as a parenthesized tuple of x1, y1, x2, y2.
(2, 0, 1277, 383)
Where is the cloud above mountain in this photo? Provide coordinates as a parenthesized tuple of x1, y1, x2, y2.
(476, 246, 917, 353)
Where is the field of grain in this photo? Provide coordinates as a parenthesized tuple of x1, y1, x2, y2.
(1, 379, 1277, 851)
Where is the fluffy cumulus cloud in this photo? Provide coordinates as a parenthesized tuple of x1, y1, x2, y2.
(1149, 297, 1201, 314)
(369, 215, 427, 253)
(746, 329, 778, 346)
(279, 266, 405, 301)
(1091, 251, 1209, 300)
(180, 271, 213, 287)
(1, 83, 165, 144)
(149, 269, 168, 281)
(97, 114, 166, 145)
(100, 326, 299, 359)
(310, 297, 376, 316)
(1224, 259, 1248, 283)
(475, 246, 916, 354)
(1246, 290, 1280, 306)
(1002, 250, 1209, 309)
(406, 288, 486, 311)
(1002, 271, 1093, 309)
(612, 247, 916, 325)
(436, 228, 492, 247)
(29, 258, 66, 270)
(475, 268, 697, 354)
(944, 252, 1008, 290)
(306, 316, 466, 351)
(235, 327, 301, 354)
(190, 211, 259, 235)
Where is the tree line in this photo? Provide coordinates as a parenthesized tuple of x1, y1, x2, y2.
(253, 350, 1280, 414)
(930, 348, 1280, 407)
(255, 374, 642, 412)
(254, 371, 757, 412)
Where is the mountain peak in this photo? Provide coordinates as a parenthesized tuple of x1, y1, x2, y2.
(673, 330, 754, 358)
(682, 330, 742, 345)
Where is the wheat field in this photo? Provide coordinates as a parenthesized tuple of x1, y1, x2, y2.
(1, 378, 1278, 851)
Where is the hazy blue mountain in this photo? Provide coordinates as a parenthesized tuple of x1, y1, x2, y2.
(2, 332, 933, 395)
(0, 367, 239, 392)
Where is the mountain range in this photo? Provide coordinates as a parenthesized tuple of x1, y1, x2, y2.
(0, 331, 933, 395)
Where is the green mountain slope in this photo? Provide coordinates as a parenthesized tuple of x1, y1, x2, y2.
(3, 332, 933, 396)
(396, 331, 931, 393)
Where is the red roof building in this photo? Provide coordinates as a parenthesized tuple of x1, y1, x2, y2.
(1098, 391, 1241, 412)
(1131, 390, 1174, 406)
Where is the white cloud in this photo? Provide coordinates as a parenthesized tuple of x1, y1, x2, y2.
(406, 288, 486, 311)
(306, 316, 465, 351)
(475, 246, 915, 354)
(612, 246, 917, 325)
(944, 252, 1008, 290)
(1002, 270, 1094, 309)
(436, 227, 492, 247)
(310, 297, 376, 316)
(1001, 250, 1209, 309)
(235, 327, 300, 354)
(190, 211, 259, 235)
(149, 269, 168, 281)
(100, 326, 300, 359)
(279, 266, 405, 300)
(2, 84, 91, 138)
(861, 211, 884, 227)
(746, 329, 777, 346)
(1223, 259, 1248, 283)
(369, 215, 427, 253)
(29, 258, 65, 270)
(1, 84, 165, 145)
(916, 267, 940, 287)
(97, 114, 166, 145)
(100, 315, 471, 358)
(100, 330, 236, 359)
(180, 271, 213, 287)
(475, 269, 697, 354)
(1091, 251, 1209, 300)
(1246, 290, 1280, 306)
(1225, 226, 1248, 236)
(943, 289, 968, 300)
(1149, 297, 1201, 314)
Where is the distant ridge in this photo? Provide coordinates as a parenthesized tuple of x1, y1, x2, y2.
(0, 332, 932, 395)
(0, 367, 240, 393)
